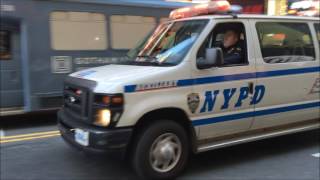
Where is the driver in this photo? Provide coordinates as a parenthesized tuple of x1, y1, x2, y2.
(221, 29, 244, 65)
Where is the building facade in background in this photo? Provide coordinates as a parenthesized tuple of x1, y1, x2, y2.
(229, 0, 266, 14)
(267, 0, 288, 15)
(171, 0, 319, 16)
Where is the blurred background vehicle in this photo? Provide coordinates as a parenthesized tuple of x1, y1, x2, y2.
(0, 0, 191, 116)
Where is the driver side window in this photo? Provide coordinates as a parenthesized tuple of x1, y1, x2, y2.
(196, 22, 248, 67)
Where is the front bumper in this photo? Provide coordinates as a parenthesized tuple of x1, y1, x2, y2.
(57, 110, 132, 157)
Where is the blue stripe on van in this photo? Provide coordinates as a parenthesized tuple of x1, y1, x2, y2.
(256, 66, 320, 78)
(124, 66, 320, 93)
(182, 66, 320, 87)
(191, 101, 320, 126)
(124, 85, 137, 93)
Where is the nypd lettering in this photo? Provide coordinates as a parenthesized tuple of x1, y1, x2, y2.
(221, 88, 236, 109)
(200, 85, 265, 113)
(200, 90, 219, 113)
(250, 85, 265, 105)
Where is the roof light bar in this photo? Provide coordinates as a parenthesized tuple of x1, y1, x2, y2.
(169, 0, 231, 20)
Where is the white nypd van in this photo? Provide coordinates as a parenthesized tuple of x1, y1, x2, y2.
(58, 1, 320, 179)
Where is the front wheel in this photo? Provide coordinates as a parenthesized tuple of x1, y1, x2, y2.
(132, 120, 189, 180)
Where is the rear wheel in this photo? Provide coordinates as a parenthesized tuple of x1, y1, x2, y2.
(132, 120, 189, 180)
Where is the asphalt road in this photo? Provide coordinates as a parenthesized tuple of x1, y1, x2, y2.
(1, 113, 319, 180)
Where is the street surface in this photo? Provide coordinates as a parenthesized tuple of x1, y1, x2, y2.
(1, 113, 319, 180)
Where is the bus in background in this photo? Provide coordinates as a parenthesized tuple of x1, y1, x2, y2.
(0, 0, 191, 116)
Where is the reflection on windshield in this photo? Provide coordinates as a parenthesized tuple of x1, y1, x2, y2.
(157, 35, 197, 64)
(126, 20, 208, 66)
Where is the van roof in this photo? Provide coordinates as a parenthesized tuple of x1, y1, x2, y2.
(174, 14, 320, 22)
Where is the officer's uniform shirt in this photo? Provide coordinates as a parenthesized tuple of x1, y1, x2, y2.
(221, 42, 244, 65)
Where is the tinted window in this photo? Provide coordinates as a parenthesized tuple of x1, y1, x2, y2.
(256, 22, 315, 63)
(0, 30, 11, 60)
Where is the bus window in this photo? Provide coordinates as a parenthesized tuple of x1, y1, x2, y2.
(0, 30, 11, 60)
(50, 11, 107, 50)
(111, 15, 156, 49)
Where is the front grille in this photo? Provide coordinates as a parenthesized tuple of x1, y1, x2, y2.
(62, 77, 97, 123)
(64, 85, 88, 118)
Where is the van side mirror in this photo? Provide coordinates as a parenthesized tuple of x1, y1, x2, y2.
(197, 48, 223, 69)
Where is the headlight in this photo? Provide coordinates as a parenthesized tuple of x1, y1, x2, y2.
(93, 94, 124, 127)
(94, 109, 111, 127)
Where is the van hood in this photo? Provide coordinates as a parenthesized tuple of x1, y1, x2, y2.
(69, 64, 172, 93)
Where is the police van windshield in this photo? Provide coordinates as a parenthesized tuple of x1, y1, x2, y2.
(125, 19, 208, 66)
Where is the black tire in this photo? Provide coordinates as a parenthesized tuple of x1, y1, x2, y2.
(132, 120, 189, 180)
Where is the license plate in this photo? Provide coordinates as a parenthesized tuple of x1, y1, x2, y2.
(74, 129, 89, 146)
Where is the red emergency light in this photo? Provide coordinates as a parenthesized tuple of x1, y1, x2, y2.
(169, 0, 231, 20)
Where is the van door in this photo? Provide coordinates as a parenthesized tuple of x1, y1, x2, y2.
(250, 20, 319, 130)
(190, 20, 256, 140)
(0, 25, 23, 108)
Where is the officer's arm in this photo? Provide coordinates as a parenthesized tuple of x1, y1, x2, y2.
(223, 53, 242, 65)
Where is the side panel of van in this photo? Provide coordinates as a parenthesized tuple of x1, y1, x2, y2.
(250, 19, 320, 129)
(191, 19, 256, 140)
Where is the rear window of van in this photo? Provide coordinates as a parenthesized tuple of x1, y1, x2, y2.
(256, 22, 315, 64)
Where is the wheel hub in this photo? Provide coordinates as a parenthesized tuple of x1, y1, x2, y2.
(149, 133, 182, 173)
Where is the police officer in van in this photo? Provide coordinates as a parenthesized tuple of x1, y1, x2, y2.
(221, 29, 244, 65)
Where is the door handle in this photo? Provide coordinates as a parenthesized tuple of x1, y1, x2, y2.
(248, 82, 254, 94)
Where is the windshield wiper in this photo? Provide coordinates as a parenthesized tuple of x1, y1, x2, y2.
(135, 55, 160, 63)
(136, 55, 157, 59)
